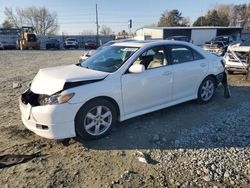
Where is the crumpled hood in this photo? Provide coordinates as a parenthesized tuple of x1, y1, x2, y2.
(31, 64, 109, 95)
(228, 45, 250, 52)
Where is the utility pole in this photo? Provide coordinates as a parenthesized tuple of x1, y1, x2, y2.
(201, 8, 203, 26)
(96, 4, 99, 47)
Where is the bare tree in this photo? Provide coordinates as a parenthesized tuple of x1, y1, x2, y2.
(4, 7, 25, 28)
(81, 30, 94, 35)
(230, 4, 250, 30)
(100, 25, 112, 35)
(181, 17, 191, 26)
(2, 20, 14, 28)
(4, 7, 59, 35)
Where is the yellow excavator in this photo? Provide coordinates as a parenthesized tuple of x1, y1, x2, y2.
(16, 26, 40, 50)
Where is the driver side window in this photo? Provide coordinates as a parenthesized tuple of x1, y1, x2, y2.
(133, 46, 168, 70)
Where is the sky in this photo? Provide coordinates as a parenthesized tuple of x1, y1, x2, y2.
(0, 0, 249, 35)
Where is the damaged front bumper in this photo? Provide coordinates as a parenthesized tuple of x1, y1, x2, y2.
(224, 50, 249, 73)
(19, 89, 80, 139)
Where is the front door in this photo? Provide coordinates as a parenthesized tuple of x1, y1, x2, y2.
(121, 46, 173, 115)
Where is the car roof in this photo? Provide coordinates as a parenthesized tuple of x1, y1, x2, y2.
(112, 40, 191, 48)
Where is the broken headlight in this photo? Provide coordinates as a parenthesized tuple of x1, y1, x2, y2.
(42, 92, 75, 105)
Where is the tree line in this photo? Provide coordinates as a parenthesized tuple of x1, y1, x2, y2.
(158, 3, 250, 30)
(1, 3, 250, 36)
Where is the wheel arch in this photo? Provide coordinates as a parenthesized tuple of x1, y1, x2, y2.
(196, 74, 217, 103)
(204, 74, 218, 87)
(75, 96, 121, 121)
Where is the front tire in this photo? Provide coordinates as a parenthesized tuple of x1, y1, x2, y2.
(75, 99, 117, 140)
(197, 77, 215, 103)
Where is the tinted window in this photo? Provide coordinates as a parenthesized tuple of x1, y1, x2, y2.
(193, 50, 204, 60)
(169, 45, 204, 64)
(170, 46, 193, 64)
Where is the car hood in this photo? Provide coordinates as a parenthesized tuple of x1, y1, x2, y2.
(31, 64, 109, 95)
(228, 45, 250, 52)
(204, 41, 224, 48)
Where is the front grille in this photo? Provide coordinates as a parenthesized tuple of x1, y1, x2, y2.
(21, 89, 39, 106)
(21, 89, 48, 106)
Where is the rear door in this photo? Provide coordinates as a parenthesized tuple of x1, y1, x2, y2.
(168, 45, 208, 100)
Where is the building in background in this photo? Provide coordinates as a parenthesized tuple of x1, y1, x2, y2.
(135, 27, 242, 45)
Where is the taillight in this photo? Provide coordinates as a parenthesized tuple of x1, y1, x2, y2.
(220, 59, 225, 67)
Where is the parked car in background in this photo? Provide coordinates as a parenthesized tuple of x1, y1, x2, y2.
(64, 38, 78, 49)
(166, 36, 190, 42)
(45, 38, 60, 50)
(84, 40, 97, 49)
(224, 37, 250, 74)
(0, 41, 17, 50)
(203, 35, 235, 56)
(79, 39, 137, 62)
(20, 40, 226, 140)
(0, 42, 3, 50)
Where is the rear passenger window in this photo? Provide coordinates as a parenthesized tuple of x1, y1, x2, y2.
(169, 45, 204, 64)
(193, 50, 204, 60)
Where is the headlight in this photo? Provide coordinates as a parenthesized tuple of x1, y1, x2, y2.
(43, 92, 75, 105)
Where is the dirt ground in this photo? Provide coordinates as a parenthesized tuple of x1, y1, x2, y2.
(0, 50, 249, 188)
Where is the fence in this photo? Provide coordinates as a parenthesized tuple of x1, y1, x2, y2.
(0, 34, 115, 49)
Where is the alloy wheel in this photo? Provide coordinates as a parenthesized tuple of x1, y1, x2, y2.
(200, 79, 214, 101)
(84, 105, 112, 136)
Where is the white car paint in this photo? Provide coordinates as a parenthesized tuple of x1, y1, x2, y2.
(31, 64, 109, 95)
(224, 42, 250, 73)
(19, 40, 224, 139)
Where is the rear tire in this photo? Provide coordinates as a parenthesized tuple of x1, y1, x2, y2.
(197, 77, 215, 104)
(75, 99, 117, 140)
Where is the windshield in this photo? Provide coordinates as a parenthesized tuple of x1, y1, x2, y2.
(67, 39, 76, 42)
(211, 36, 228, 43)
(96, 41, 115, 51)
(240, 38, 250, 46)
(80, 46, 139, 73)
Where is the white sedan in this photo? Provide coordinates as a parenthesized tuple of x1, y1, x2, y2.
(19, 40, 225, 140)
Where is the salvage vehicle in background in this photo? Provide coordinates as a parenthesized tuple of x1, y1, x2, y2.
(0, 41, 17, 50)
(224, 37, 250, 74)
(20, 40, 226, 140)
(16, 26, 40, 50)
(84, 40, 97, 49)
(45, 38, 60, 50)
(203, 35, 235, 56)
(64, 38, 78, 49)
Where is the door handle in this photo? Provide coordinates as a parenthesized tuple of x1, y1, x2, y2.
(162, 71, 172, 76)
(200, 63, 206, 67)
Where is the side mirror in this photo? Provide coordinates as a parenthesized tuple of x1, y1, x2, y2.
(129, 64, 145, 73)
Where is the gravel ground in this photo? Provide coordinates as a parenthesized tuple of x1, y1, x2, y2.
(0, 50, 249, 188)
